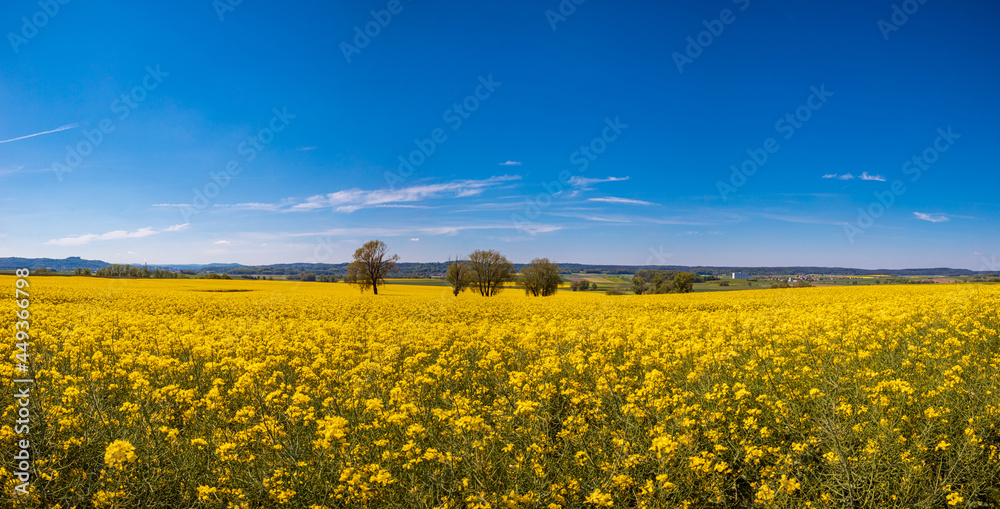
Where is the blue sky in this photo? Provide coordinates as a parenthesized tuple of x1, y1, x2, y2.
(1, 0, 998, 269)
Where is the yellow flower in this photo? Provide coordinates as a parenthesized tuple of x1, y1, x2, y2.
(584, 488, 613, 506)
(197, 485, 218, 500)
(755, 483, 776, 504)
(778, 475, 801, 493)
(104, 440, 137, 469)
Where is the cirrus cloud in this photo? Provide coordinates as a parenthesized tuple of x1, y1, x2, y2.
(0, 123, 78, 145)
(46, 223, 190, 247)
(568, 176, 629, 190)
(822, 172, 886, 181)
(914, 212, 949, 223)
(587, 196, 656, 206)
(214, 176, 521, 214)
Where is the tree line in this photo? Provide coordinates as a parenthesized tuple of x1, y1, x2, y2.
(343, 240, 720, 297)
(630, 269, 698, 294)
(83, 264, 182, 278)
(345, 241, 563, 297)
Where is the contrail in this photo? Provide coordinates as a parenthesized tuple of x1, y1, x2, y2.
(0, 123, 78, 144)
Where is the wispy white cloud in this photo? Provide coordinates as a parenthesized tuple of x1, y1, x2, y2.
(759, 213, 848, 226)
(375, 204, 433, 209)
(216, 176, 520, 214)
(0, 123, 78, 145)
(568, 176, 629, 190)
(588, 196, 656, 206)
(456, 202, 530, 212)
(548, 211, 632, 223)
(499, 160, 522, 166)
(278, 222, 563, 239)
(214, 240, 230, 245)
(215, 202, 285, 212)
(0, 165, 48, 177)
(822, 172, 885, 181)
(914, 212, 949, 223)
(46, 223, 189, 247)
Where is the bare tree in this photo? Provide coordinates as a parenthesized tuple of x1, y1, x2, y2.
(467, 249, 514, 297)
(446, 258, 472, 296)
(521, 258, 561, 296)
(345, 240, 399, 295)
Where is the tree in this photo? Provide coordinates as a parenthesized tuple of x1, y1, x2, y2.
(653, 274, 676, 294)
(467, 249, 514, 297)
(345, 240, 399, 295)
(673, 272, 695, 293)
(632, 275, 647, 295)
(300, 272, 317, 282)
(522, 258, 561, 297)
(446, 259, 472, 296)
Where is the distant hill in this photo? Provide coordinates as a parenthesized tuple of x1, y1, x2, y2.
(555, 264, 981, 278)
(154, 263, 246, 271)
(0, 257, 984, 277)
(0, 256, 109, 271)
(0, 257, 245, 273)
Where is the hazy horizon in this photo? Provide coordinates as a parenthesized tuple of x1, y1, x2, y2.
(2, 254, 993, 273)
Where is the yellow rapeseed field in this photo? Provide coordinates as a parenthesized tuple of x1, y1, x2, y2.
(2, 276, 1000, 508)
